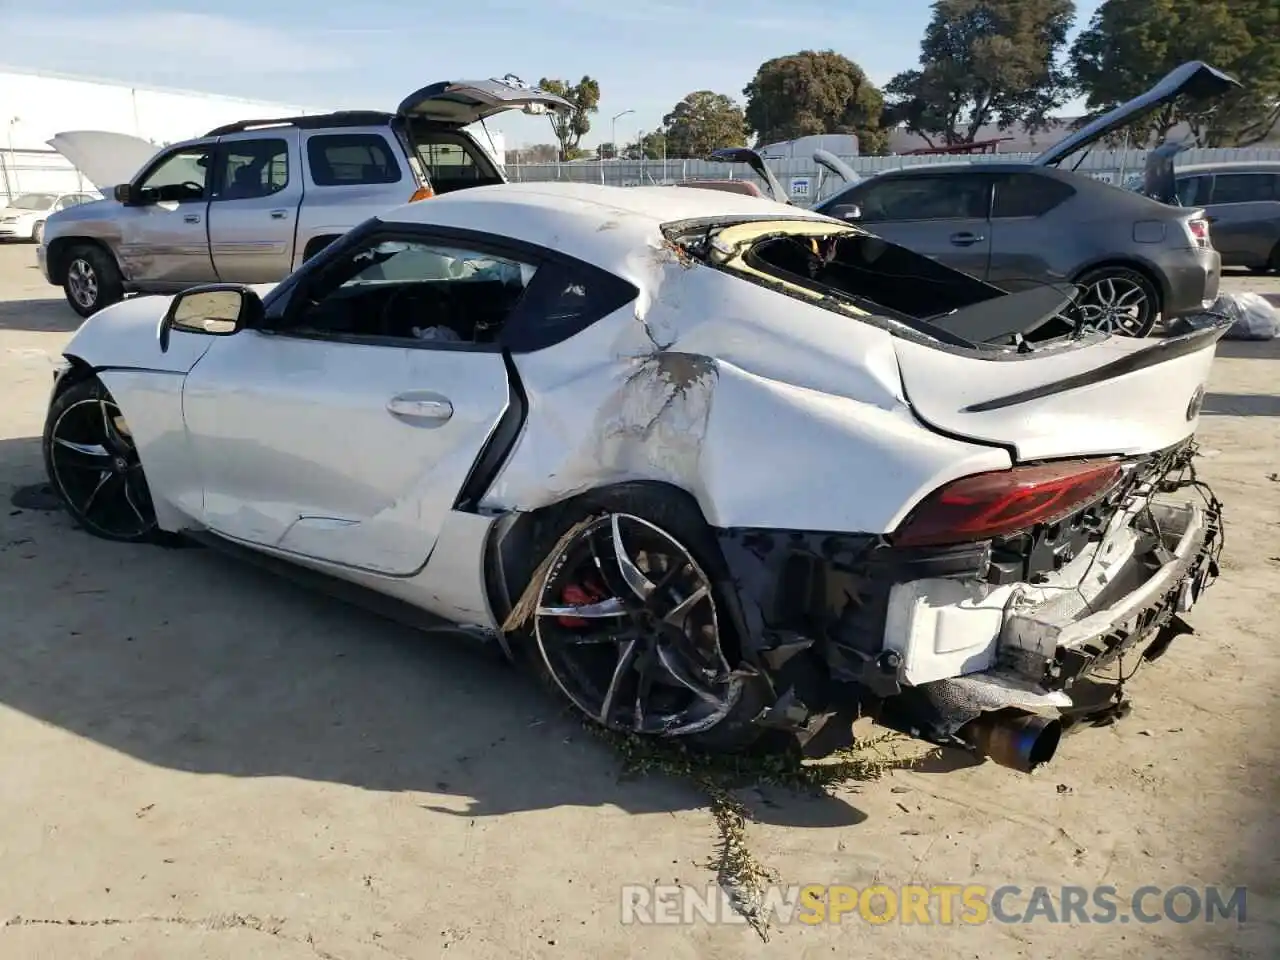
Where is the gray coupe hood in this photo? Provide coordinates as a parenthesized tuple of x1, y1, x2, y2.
(1032, 61, 1242, 168)
(47, 131, 163, 191)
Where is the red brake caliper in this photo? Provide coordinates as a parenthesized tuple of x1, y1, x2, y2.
(557, 581, 608, 628)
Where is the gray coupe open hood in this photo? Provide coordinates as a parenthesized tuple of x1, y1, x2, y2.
(1032, 61, 1241, 168)
(47, 130, 163, 191)
(397, 75, 573, 127)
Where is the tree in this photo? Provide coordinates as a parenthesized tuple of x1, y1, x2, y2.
(505, 143, 559, 164)
(885, 0, 1077, 146)
(596, 142, 618, 160)
(623, 131, 666, 160)
(537, 76, 601, 161)
(661, 91, 748, 157)
(742, 51, 888, 154)
(1071, 0, 1280, 147)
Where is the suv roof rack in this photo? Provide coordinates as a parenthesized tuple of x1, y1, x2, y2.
(204, 110, 395, 138)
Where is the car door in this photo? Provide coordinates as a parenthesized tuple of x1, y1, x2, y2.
(985, 172, 1079, 291)
(206, 131, 304, 283)
(839, 173, 994, 279)
(180, 231, 531, 576)
(116, 143, 218, 286)
(1199, 172, 1280, 267)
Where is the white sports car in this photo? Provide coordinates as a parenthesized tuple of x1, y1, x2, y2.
(41, 182, 1225, 773)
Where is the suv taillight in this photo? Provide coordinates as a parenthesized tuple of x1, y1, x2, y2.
(409, 187, 434, 202)
(1186, 217, 1211, 249)
(891, 459, 1125, 548)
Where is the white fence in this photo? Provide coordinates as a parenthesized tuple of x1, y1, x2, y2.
(6, 145, 1280, 208)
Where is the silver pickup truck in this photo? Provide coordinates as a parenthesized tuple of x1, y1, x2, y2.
(38, 76, 570, 317)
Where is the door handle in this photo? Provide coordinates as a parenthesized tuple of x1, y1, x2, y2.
(949, 231, 984, 246)
(184, 214, 201, 224)
(387, 395, 453, 422)
(269, 209, 289, 220)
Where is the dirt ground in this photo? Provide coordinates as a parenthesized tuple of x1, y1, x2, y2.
(0, 241, 1276, 960)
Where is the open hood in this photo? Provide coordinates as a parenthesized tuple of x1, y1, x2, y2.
(813, 149, 861, 185)
(47, 130, 163, 191)
(1032, 61, 1242, 169)
(396, 75, 573, 127)
(708, 148, 789, 203)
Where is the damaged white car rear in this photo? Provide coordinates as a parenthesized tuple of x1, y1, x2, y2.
(41, 182, 1225, 774)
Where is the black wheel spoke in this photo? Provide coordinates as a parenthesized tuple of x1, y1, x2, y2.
(611, 514, 657, 602)
(656, 643, 726, 707)
(537, 595, 628, 619)
(100, 400, 131, 455)
(83, 472, 125, 516)
(599, 637, 639, 723)
(52, 437, 113, 471)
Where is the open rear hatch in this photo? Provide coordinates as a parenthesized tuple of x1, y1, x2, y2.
(895, 320, 1232, 461)
(1032, 60, 1242, 173)
(396, 75, 573, 127)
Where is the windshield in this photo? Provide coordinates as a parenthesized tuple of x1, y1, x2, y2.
(7, 193, 57, 211)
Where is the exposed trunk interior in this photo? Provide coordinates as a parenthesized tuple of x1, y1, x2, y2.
(402, 122, 505, 195)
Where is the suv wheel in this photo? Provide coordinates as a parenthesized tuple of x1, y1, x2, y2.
(31, 221, 44, 244)
(63, 245, 125, 318)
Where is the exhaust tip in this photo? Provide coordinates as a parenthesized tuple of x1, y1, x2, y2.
(958, 709, 1063, 774)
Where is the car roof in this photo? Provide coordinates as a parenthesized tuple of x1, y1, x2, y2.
(870, 161, 1041, 176)
(1175, 160, 1280, 175)
(375, 181, 829, 276)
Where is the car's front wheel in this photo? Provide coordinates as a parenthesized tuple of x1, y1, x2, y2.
(43, 375, 160, 542)
(1070, 266, 1161, 337)
(31, 220, 44, 244)
(62, 244, 125, 318)
(511, 486, 770, 752)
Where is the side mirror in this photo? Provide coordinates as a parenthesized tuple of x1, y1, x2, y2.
(113, 183, 137, 205)
(829, 203, 862, 222)
(159, 284, 263, 352)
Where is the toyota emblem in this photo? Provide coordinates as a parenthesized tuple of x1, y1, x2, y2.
(1186, 385, 1205, 421)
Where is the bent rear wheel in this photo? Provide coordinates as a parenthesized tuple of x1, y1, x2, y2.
(523, 496, 767, 751)
(1070, 267, 1160, 338)
(43, 376, 159, 542)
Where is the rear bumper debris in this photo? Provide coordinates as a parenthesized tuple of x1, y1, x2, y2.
(715, 448, 1224, 769)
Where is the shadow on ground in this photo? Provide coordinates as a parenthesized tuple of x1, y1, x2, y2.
(0, 435, 867, 829)
(0, 297, 82, 334)
(1203, 393, 1280, 417)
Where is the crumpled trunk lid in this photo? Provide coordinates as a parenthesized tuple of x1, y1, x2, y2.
(894, 320, 1232, 461)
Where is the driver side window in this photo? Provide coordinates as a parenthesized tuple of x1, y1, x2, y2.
(288, 238, 537, 347)
(137, 147, 212, 204)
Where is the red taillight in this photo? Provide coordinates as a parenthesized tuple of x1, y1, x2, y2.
(1186, 217, 1210, 248)
(892, 459, 1125, 548)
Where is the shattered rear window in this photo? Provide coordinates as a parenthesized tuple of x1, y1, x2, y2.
(665, 217, 1011, 348)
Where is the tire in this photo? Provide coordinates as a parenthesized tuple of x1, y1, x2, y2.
(31, 220, 44, 244)
(62, 244, 125, 318)
(506, 483, 770, 753)
(1070, 266, 1161, 338)
(43, 375, 162, 543)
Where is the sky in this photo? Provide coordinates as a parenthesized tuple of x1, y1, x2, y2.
(2, 0, 1105, 148)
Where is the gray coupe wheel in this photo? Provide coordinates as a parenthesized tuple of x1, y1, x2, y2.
(43, 376, 159, 542)
(1071, 267, 1160, 338)
(531, 511, 751, 742)
(31, 220, 44, 244)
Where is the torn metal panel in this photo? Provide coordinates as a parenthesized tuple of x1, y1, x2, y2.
(482, 252, 1011, 532)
